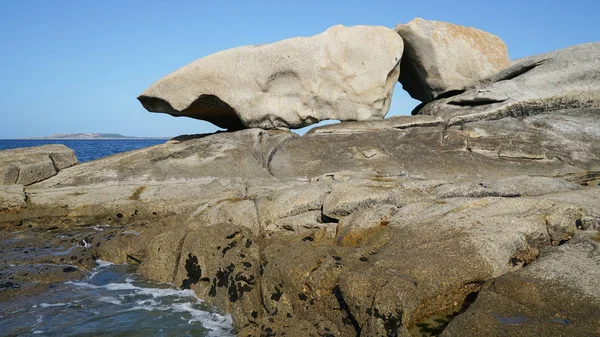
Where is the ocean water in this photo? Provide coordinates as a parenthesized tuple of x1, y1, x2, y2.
(0, 139, 167, 163)
(1, 140, 237, 335)
(0, 261, 235, 337)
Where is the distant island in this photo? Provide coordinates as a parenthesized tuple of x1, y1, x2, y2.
(21, 133, 170, 140)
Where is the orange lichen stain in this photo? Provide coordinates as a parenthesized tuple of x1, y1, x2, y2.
(448, 199, 490, 214)
(128, 186, 146, 201)
(428, 20, 509, 69)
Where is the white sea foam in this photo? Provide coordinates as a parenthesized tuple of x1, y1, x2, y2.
(172, 303, 234, 336)
(68, 281, 201, 300)
(135, 298, 159, 306)
(39, 302, 69, 308)
(64, 264, 233, 334)
(97, 297, 122, 305)
(81, 239, 92, 248)
(92, 225, 110, 231)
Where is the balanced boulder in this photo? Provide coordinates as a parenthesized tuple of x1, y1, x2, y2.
(396, 18, 509, 102)
(138, 25, 403, 130)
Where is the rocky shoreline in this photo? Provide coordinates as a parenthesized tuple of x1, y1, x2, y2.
(2, 18, 599, 336)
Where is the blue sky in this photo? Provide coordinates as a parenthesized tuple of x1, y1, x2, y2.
(0, 0, 597, 138)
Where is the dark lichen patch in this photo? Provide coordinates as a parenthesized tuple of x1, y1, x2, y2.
(180, 254, 202, 290)
(0, 281, 21, 290)
(243, 261, 252, 268)
(228, 280, 239, 302)
(221, 240, 238, 257)
(263, 327, 275, 337)
(251, 311, 259, 319)
(298, 292, 308, 301)
(245, 239, 253, 248)
(209, 278, 217, 297)
(226, 231, 241, 240)
(270, 287, 283, 301)
(373, 308, 403, 337)
(216, 264, 235, 288)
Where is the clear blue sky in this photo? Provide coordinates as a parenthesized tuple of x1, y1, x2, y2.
(1, 0, 597, 138)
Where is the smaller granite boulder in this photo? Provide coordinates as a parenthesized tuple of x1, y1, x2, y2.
(0, 144, 77, 185)
(138, 25, 403, 130)
(396, 18, 509, 102)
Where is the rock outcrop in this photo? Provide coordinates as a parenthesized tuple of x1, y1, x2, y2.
(416, 42, 600, 125)
(138, 25, 403, 130)
(2, 32, 600, 337)
(0, 144, 77, 185)
(396, 18, 509, 103)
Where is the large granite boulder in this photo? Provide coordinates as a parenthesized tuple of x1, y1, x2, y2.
(416, 42, 600, 125)
(396, 18, 509, 103)
(138, 25, 403, 130)
(0, 144, 77, 186)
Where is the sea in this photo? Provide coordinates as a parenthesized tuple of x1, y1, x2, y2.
(0, 139, 237, 336)
(1, 262, 235, 337)
(0, 139, 169, 163)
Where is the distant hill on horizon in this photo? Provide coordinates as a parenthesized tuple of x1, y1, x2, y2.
(20, 133, 170, 140)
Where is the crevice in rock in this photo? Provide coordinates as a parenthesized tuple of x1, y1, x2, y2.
(332, 285, 361, 336)
(447, 98, 507, 107)
(414, 285, 481, 336)
(436, 89, 467, 100)
(15, 167, 21, 185)
(567, 171, 600, 186)
(172, 231, 190, 285)
(48, 154, 60, 173)
(126, 254, 142, 264)
(320, 210, 339, 224)
(265, 133, 297, 176)
(491, 59, 548, 82)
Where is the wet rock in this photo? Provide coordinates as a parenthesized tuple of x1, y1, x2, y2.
(171, 224, 261, 328)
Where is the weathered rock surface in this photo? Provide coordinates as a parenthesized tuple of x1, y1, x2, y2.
(138, 25, 403, 130)
(33, 129, 296, 188)
(0, 144, 77, 186)
(416, 42, 600, 125)
(396, 18, 509, 103)
(270, 108, 600, 182)
(441, 233, 600, 337)
(3, 42, 600, 336)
